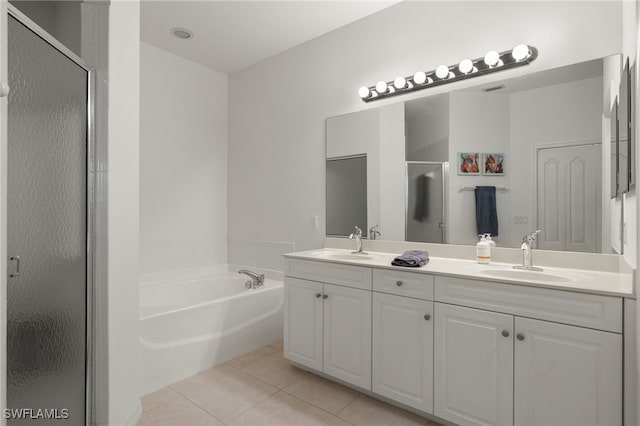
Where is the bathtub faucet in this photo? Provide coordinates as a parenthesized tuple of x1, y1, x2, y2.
(239, 269, 265, 289)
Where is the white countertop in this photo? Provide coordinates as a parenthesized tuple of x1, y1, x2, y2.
(283, 249, 635, 298)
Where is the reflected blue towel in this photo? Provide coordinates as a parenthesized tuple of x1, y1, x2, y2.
(391, 250, 429, 267)
(475, 186, 498, 236)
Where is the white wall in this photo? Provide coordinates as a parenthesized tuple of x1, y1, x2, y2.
(378, 102, 405, 241)
(325, 104, 405, 241)
(228, 1, 622, 262)
(108, 1, 141, 424)
(406, 94, 449, 163)
(140, 42, 228, 273)
(448, 91, 510, 246)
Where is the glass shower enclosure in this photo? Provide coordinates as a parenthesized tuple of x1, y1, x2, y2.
(6, 6, 91, 425)
(406, 161, 447, 243)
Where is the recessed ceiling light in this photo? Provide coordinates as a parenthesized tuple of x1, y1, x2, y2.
(171, 28, 193, 40)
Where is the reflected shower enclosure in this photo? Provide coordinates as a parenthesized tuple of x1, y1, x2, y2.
(406, 162, 447, 243)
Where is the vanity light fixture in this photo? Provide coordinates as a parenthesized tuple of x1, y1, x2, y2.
(359, 44, 538, 102)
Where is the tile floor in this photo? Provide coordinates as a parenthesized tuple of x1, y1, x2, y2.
(138, 340, 441, 426)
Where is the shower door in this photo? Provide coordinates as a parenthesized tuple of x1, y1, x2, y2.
(406, 162, 447, 243)
(7, 10, 89, 425)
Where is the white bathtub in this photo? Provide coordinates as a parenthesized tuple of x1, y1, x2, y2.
(139, 268, 284, 394)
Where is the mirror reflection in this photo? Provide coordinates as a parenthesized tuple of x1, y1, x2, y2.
(326, 57, 623, 253)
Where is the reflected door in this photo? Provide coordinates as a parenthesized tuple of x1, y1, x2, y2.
(7, 14, 88, 425)
(406, 162, 446, 243)
(537, 144, 600, 252)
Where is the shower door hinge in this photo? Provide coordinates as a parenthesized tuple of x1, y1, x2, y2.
(9, 255, 20, 278)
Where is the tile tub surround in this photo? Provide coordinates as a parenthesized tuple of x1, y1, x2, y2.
(138, 340, 441, 426)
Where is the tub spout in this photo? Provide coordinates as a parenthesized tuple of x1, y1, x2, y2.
(239, 269, 265, 289)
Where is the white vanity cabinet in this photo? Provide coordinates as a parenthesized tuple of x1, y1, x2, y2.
(372, 292, 434, 413)
(283, 277, 323, 371)
(284, 259, 373, 390)
(323, 282, 372, 389)
(283, 254, 626, 426)
(514, 317, 622, 426)
(433, 276, 623, 426)
(434, 303, 514, 425)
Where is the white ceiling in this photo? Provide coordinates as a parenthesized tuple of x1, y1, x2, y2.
(141, 1, 399, 74)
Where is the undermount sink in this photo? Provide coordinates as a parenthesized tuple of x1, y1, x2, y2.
(309, 250, 377, 261)
(480, 268, 576, 283)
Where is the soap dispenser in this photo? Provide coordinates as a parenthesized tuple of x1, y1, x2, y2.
(476, 235, 491, 264)
(485, 233, 496, 248)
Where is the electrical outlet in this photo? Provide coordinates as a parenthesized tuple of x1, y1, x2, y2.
(513, 216, 529, 224)
(312, 215, 319, 229)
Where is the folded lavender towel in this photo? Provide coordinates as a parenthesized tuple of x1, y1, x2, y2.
(391, 250, 429, 267)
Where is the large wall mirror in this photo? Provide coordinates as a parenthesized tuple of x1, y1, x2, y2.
(326, 55, 633, 253)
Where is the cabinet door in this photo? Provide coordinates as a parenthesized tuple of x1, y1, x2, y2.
(372, 293, 433, 413)
(323, 283, 372, 390)
(514, 317, 622, 426)
(284, 277, 323, 371)
(434, 303, 514, 426)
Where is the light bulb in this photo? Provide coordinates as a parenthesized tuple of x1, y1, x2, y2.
(435, 65, 450, 79)
(358, 86, 370, 98)
(413, 71, 427, 85)
(375, 80, 388, 94)
(484, 50, 500, 67)
(512, 44, 529, 62)
(458, 59, 474, 74)
(393, 76, 406, 90)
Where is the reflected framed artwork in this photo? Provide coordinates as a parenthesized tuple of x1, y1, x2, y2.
(483, 153, 505, 176)
(458, 152, 480, 175)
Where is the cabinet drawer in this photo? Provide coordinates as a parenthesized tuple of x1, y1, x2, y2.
(373, 269, 434, 300)
(285, 258, 372, 290)
(435, 276, 622, 333)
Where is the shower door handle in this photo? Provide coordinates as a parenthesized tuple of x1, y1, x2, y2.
(0, 82, 10, 98)
(9, 256, 20, 278)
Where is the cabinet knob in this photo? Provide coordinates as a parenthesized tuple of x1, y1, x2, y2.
(517, 333, 525, 341)
(424, 314, 431, 321)
(501, 330, 510, 338)
(323, 294, 328, 299)
(315, 293, 321, 298)
(396, 281, 403, 286)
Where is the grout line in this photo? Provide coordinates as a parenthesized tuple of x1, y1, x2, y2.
(335, 393, 362, 420)
(279, 375, 360, 417)
(273, 389, 358, 424)
(222, 389, 281, 424)
(139, 392, 184, 415)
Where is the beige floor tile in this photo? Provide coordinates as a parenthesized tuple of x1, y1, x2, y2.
(227, 345, 280, 369)
(283, 372, 359, 414)
(227, 391, 343, 426)
(269, 339, 284, 350)
(337, 395, 427, 426)
(179, 369, 278, 422)
(171, 363, 238, 395)
(141, 386, 181, 412)
(242, 351, 307, 388)
(137, 396, 223, 426)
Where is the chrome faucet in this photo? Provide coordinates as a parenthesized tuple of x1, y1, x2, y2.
(238, 269, 265, 289)
(369, 225, 381, 240)
(349, 226, 367, 254)
(514, 230, 543, 271)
